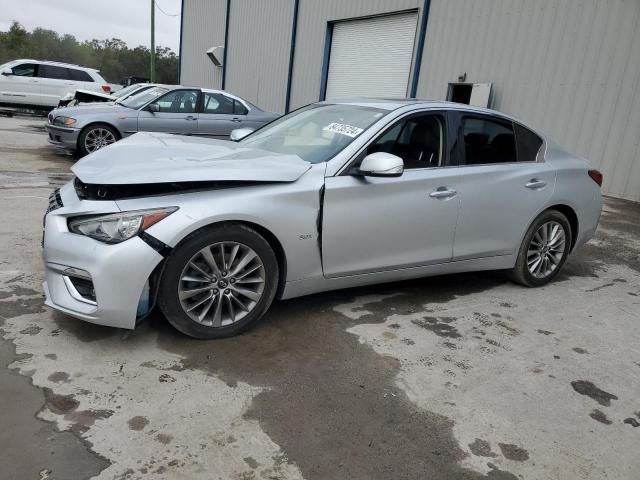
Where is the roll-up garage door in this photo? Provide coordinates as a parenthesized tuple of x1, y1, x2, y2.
(325, 12, 419, 100)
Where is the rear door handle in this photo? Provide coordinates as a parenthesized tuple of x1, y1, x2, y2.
(429, 187, 457, 199)
(185, 116, 197, 121)
(525, 179, 547, 189)
(231, 117, 242, 123)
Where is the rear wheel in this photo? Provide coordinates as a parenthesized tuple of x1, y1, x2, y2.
(158, 224, 279, 339)
(510, 210, 572, 287)
(78, 124, 119, 156)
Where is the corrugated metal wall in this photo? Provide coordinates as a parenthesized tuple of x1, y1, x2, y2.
(289, 0, 420, 109)
(180, 0, 639, 201)
(418, 0, 640, 202)
(179, 0, 226, 89)
(225, 0, 295, 113)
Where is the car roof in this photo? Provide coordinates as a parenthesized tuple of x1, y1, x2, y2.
(322, 98, 540, 135)
(323, 97, 502, 113)
(11, 58, 99, 71)
(131, 83, 174, 88)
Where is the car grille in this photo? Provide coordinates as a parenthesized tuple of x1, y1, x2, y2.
(46, 188, 63, 214)
(48, 113, 54, 124)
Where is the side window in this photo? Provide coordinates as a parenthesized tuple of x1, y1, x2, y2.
(39, 65, 71, 80)
(364, 114, 444, 169)
(11, 63, 37, 77)
(514, 123, 543, 163)
(202, 93, 235, 114)
(69, 69, 94, 82)
(462, 116, 516, 165)
(234, 100, 248, 115)
(153, 89, 199, 113)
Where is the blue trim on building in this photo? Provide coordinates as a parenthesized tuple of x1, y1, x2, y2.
(177, 0, 185, 83)
(221, 0, 231, 90)
(319, 22, 334, 101)
(409, 0, 431, 98)
(284, 0, 300, 113)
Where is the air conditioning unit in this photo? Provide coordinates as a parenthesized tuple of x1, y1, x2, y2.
(206, 46, 225, 67)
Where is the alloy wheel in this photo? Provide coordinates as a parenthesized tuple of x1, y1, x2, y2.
(84, 128, 116, 152)
(527, 221, 566, 279)
(178, 241, 266, 327)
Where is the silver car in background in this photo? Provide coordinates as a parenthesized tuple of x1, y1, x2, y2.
(42, 99, 603, 339)
(45, 86, 279, 156)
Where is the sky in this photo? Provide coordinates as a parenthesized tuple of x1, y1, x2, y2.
(0, 0, 182, 52)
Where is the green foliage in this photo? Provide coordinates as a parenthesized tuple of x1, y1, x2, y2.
(0, 21, 178, 84)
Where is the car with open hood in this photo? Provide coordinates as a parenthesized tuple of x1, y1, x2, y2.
(57, 82, 172, 108)
(42, 99, 603, 338)
(45, 86, 279, 156)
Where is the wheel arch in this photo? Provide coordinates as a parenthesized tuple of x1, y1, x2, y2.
(517, 203, 580, 260)
(77, 121, 122, 149)
(166, 219, 288, 299)
(546, 204, 579, 251)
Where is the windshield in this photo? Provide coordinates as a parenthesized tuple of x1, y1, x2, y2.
(113, 84, 147, 99)
(119, 86, 168, 109)
(240, 104, 386, 163)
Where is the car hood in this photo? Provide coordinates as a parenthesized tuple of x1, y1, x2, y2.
(55, 103, 129, 117)
(72, 132, 311, 185)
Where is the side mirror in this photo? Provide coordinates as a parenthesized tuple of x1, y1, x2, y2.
(1, 68, 13, 76)
(146, 103, 160, 113)
(356, 152, 404, 177)
(230, 127, 254, 141)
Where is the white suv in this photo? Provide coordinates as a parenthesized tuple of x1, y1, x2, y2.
(0, 59, 110, 109)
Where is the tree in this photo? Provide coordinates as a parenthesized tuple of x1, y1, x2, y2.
(0, 22, 178, 84)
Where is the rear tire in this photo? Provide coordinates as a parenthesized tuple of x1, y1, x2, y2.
(78, 123, 119, 156)
(510, 209, 572, 287)
(158, 224, 279, 339)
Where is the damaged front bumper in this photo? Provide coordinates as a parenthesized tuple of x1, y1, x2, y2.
(42, 181, 164, 329)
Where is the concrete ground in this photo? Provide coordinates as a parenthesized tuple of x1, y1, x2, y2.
(0, 114, 638, 480)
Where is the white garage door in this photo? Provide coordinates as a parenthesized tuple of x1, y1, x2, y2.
(325, 12, 419, 100)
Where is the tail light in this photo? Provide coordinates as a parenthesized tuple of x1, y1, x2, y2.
(588, 169, 603, 187)
(101, 85, 111, 93)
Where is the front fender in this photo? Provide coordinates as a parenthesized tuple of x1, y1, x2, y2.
(115, 165, 327, 282)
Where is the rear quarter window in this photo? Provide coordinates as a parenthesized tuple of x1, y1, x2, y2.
(514, 123, 543, 162)
(69, 69, 94, 82)
(234, 100, 248, 115)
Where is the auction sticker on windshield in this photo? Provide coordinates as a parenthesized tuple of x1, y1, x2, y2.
(323, 122, 364, 138)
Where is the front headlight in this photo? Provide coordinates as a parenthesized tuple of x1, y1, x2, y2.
(53, 116, 77, 126)
(68, 207, 178, 244)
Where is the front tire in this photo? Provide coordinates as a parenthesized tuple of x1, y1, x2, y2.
(78, 123, 119, 156)
(510, 210, 572, 287)
(158, 224, 279, 339)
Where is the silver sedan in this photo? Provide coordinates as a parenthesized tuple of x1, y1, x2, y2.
(42, 99, 603, 338)
(45, 86, 279, 156)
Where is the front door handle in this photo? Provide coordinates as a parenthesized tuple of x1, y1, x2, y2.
(185, 116, 197, 121)
(429, 187, 457, 199)
(525, 179, 547, 189)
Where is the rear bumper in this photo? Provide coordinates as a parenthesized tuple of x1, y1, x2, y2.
(42, 183, 163, 329)
(46, 124, 80, 150)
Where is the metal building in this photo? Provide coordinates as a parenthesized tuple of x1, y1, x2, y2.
(179, 0, 640, 202)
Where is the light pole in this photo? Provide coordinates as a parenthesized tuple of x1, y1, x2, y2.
(150, 0, 156, 82)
